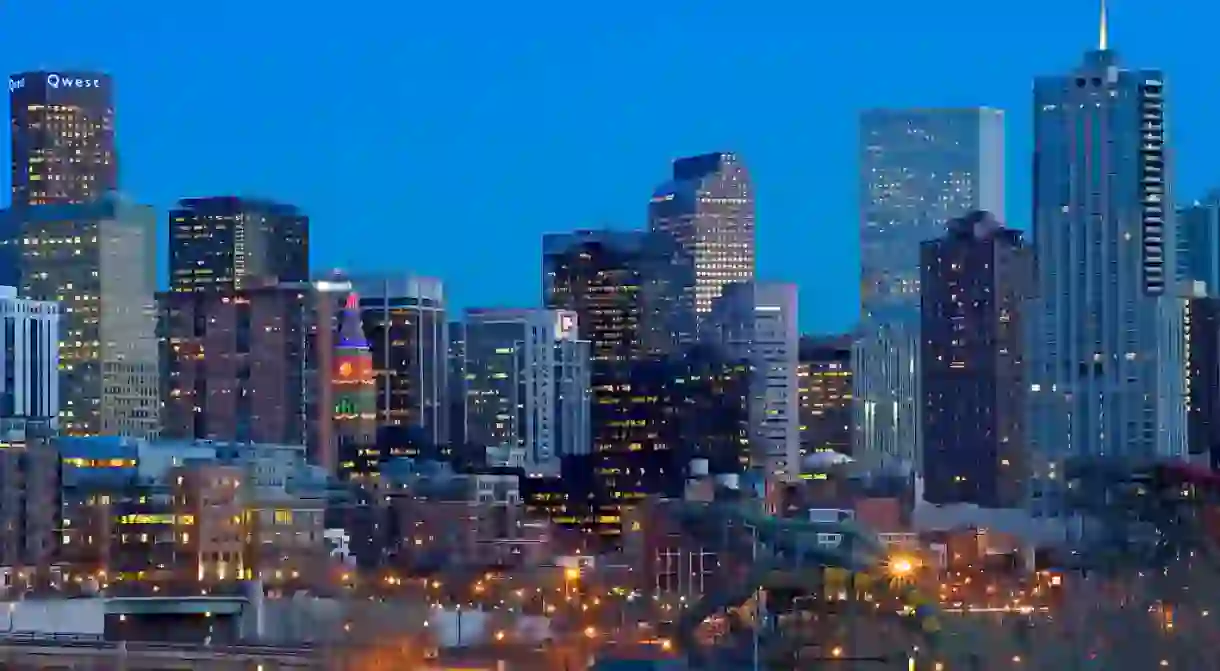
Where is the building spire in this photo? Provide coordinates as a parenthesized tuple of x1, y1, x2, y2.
(1099, 0, 1109, 50)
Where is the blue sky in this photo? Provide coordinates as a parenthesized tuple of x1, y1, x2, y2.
(2, 1, 1217, 333)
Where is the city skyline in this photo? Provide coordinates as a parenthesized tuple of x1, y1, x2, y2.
(2, 2, 1215, 333)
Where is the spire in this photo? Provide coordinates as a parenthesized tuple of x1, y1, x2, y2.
(1098, 0, 1108, 51)
(337, 292, 369, 350)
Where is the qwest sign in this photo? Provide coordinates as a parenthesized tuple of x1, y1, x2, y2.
(46, 74, 102, 90)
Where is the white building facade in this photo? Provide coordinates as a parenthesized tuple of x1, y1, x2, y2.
(707, 282, 800, 482)
(0, 286, 59, 423)
(463, 308, 591, 469)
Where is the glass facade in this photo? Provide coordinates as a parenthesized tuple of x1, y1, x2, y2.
(350, 275, 448, 448)
(168, 197, 309, 293)
(649, 152, 754, 330)
(1027, 47, 1184, 515)
(855, 108, 1005, 471)
(1, 198, 158, 437)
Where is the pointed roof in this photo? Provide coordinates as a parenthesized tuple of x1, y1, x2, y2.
(338, 293, 369, 350)
(1098, 0, 1108, 51)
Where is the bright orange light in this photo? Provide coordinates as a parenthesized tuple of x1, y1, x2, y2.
(584, 626, 597, 638)
(565, 568, 580, 581)
(889, 556, 915, 576)
(831, 646, 843, 657)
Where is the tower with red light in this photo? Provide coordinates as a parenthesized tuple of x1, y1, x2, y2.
(332, 293, 377, 449)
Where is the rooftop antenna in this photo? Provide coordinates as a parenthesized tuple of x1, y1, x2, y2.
(1099, 0, 1109, 50)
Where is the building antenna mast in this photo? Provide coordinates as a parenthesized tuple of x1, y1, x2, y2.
(1099, 0, 1109, 51)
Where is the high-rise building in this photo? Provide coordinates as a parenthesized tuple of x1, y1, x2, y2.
(1027, 20, 1184, 513)
(1178, 191, 1220, 292)
(920, 211, 1031, 508)
(0, 287, 59, 422)
(9, 71, 117, 207)
(543, 229, 691, 363)
(706, 282, 801, 483)
(159, 283, 312, 445)
(350, 275, 449, 447)
(332, 293, 378, 456)
(0, 196, 158, 437)
(462, 308, 591, 469)
(649, 152, 754, 327)
(543, 229, 695, 538)
(1185, 293, 1220, 469)
(797, 335, 853, 458)
(855, 108, 1005, 472)
(168, 197, 309, 293)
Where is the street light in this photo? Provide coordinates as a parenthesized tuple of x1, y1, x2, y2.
(889, 556, 915, 577)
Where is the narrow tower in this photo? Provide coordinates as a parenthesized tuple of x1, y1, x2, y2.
(332, 293, 377, 456)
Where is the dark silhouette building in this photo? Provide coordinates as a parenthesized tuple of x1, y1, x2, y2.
(798, 335, 854, 457)
(168, 197, 309, 293)
(920, 211, 1031, 507)
(542, 230, 694, 539)
(1187, 297, 1220, 469)
(9, 71, 117, 207)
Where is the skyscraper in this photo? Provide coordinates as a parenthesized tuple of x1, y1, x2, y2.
(649, 152, 754, 328)
(920, 211, 1031, 508)
(159, 283, 312, 445)
(543, 229, 691, 365)
(706, 282, 801, 483)
(350, 275, 449, 447)
(168, 197, 309, 293)
(462, 308, 591, 469)
(0, 196, 158, 437)
(855, 108, 1005, 472)
(9, 71, 117, 207)
(543, 229, 695, 539)
(1027, 16, 1184, 513)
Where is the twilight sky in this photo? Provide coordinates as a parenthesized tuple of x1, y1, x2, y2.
(2, 1, 1217, 333)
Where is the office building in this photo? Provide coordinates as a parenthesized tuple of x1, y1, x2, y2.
(597, 345, 751, 507)
(158, 283, 311, 445)
(168, 197, 309, 293)
(855, 107, 1005, 472)
(1185, 293, 1220, 468)
(1178, 191, 1220, 291)
(649, 152, 754, 326)
(0, 287, 59, 421)
(0, 196, 158, 437)
(1027, 22, 1185, 514)
(706, 282, 801, 483)
(462, 308, 591, 469)
(797, 335, 853, 458)
(350, 274, 448, 447)
(0, 419, 58, 572)
(920, 211, 1031, 508)
(9, 71, 117, 207)
(543, 229, 691, 362)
